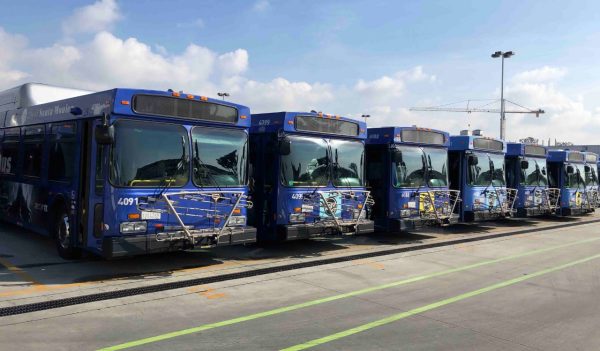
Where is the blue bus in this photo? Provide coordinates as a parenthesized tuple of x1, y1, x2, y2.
(0, 83, 256, 259)
(249, 111, 374, 241)
(583, 152, 599, 208)
(365, 126, 459, 232)
(505, 143, 560, 217)
(547, 150, 592, 216)
(448, 134, 517, 222)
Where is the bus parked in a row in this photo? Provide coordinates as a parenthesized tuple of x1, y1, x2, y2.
(547, 150, 593, 216)
(0, 83, 256, 258)
(583, 152, 599, 208)
(448, 131, 517, 222)
(365, 126, 459, 232)
(249, 112, 375, 242)
(505, 143, 560, 217)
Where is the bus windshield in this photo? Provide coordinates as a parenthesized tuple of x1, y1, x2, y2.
(110, 120, 189, 187)
(565, 163, 585, 189)
(192, 127, 247, 187)
(393, 146, 426, 188)
(281, 136, 329, 187)
(584, 165, 598, 187)
(468, 152, 506, 186)
(331, 139, 364, 187)
(423, 147, 448, 187)
(521, 157, 548, 186)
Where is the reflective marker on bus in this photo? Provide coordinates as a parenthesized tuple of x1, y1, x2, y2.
(547, 149, 594, 216)
(505, 143, 560, 217)
(365, 126, 459, 232)
(448, 134, 517, 222)
(249, 112, 374, 242)
(0, 83, 256, 259)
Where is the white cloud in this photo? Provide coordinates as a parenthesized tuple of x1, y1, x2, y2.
(62, 0, 122, 36)
(0, 28, 29, 85)
(216, 49, 249, 77)
(253, 0, 270, 12)
(354, 66, 435, 104)
(513, 66, 567, 83)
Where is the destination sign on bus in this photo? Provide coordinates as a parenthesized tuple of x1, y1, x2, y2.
(585, 153, 598, 163)
(401, 130, 445, 145)
(132, 95, 238, 124)
(473, 138, 503, 152)
(524, 145, 546, 157)
(567, 152, 584, 162)
(295, 115, 359, 136)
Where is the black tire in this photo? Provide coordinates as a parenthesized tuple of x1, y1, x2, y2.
(54, 209, 81, 260)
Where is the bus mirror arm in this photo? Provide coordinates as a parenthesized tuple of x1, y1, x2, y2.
(95, 124, 114, 145)
(279, 138, 291, 156)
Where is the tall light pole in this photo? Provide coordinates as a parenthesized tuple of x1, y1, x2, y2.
(361, 114, 370, 124)
(491, 50, 514, 140)
(217, 92, 230, 100)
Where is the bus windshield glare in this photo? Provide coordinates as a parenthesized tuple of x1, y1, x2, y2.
(565, 164, 585, 188)
(110, 120, 189, 187)
(393, 146, 426, 188)
(192, 127, 247, 187)
(521, 157, 548, 186)
(331, 139, 364, 187)
(280, 136, 329, 187)
(423, 147, 448, 187)
(468, 152, 506, 186)
(393, 146, 448, 188)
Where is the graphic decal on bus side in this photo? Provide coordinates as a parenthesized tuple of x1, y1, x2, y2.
(0, 181, 47, 227)
(0, 153, 11, 174)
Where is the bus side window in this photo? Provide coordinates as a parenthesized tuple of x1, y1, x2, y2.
(49, 123, 77, 182)
(448, 152, 460, 191)
(22, 125, 45, 178)
(0, 128, 20, 176)
(547, 163, 559, 188)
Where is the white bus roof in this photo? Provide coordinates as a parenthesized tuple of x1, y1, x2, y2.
(0, 83, 94, 114)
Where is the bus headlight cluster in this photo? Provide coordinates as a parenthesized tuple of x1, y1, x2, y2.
(352, 209, 366, 219)
(400, 209, 412, 218)
(229, 216, 246, 226)
(120, 221, 147, 234)
(289, 213, 306, 223)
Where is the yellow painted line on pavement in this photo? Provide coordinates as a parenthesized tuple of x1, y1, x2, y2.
(97, 236, 600, 351)
(0, 256, 42, 287)
(281, 251, 600, 350)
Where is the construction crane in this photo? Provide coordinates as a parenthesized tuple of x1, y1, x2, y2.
(409, 99, 544, 140)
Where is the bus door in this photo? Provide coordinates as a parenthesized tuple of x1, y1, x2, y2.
(79, 118, 106, 252)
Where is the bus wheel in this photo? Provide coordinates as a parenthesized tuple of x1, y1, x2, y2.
(55, 210, 81, 260)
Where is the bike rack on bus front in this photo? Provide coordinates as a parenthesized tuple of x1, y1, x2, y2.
(542, 188, 561, 214)
(314, 190, 374, 234)
(481, 188, 518, 217)
(137, 191, 253, 247)
(417, 190, 461, 225)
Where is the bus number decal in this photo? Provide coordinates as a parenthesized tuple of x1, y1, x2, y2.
(117, 197, 137, 206)
(290, 193, 303, 200)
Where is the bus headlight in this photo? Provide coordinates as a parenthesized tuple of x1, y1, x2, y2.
(290, 213, 306, 223)
(229, 216, 246, 226)
(120, 221, 147, 234)
(353, 209, 366, 219)
(400, 209, 412, 218)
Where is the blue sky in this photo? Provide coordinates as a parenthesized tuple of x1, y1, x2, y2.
(1, 0, 600, 143)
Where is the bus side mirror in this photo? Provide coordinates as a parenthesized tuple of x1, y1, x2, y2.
(520, 160, 529, 169)
(585, 165, 591, 173)
(279, 138, 291, 155)
(468, 155, 478, 166)
(541, 168, 547, 175)
(95, 125, 114, 145)
(391, 150, 403, 164)
(566, 165, 575, 174)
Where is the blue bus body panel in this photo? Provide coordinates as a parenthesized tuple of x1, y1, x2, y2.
(546, 150, 591, 216)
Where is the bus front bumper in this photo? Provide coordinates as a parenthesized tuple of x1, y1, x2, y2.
(279, 220, 375, 240)
(560, 207, 594, 216)
(517, 207, 552, 217)
(379, 215, 459, 232)
(101, 227, 257, 258)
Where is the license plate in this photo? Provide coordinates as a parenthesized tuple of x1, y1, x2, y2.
(141, 211, 162, 220)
